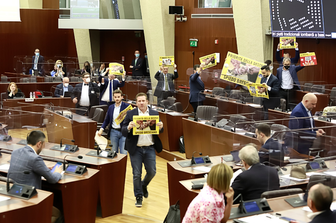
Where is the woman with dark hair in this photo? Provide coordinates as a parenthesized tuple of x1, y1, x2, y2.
(7, 82, 24, 99)
(81, 61, 91, 74)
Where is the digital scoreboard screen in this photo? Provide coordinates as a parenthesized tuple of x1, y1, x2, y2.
(270, 0, 336, 39)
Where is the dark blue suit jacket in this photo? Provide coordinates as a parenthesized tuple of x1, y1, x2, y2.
(276, 65, 304, 90)
(98, 76, 125, 104)
(9, 146, 62, 189)
(101, 101, 129, 129)
(231, 163, 280, 203)
(310, 210, 336, 223)
(189, 72, 205, 103)
(154, 71, 178, 97)
(275, 49, 300, 64)
(31, 55, 44, 74)
(131, 57, 144, 76)
(121, 108, 163, 155)
(54, 83, 74, 97)
(261, 74, 280, 109)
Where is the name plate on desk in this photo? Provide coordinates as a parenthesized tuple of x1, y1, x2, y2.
(24, 98, 34, 102)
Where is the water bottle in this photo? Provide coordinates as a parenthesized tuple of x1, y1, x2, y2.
(30, 92, 32, 98)
(33, 92, 35, 98)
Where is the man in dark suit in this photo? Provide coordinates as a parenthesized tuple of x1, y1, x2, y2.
(130, 50, 144, 78)
(231, 144, 280, 203)
(276, 57, 304, 110)
(8, 130, 63, 222)
(289, 93, 325, 154)
(259, 65, 280, 119)
(72, 73, 99, 115)
(31, 48, 44, 75)
(122, 92, 164, 207)
(8, 130, 63, 189)
(54, 77, 74, 97)
(256, 123, 284, 163)
(189, 64, 205, 113)
(98, 90, 128, 154)
(275, 42, 300, 65)
(154, 64, 178, 105)
(98, 70, 125, 106)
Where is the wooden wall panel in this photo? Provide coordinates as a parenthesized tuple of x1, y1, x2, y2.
(43, 0, 59, 9)
(0, 9, 77, 76)
(99, 30, 146, 73)
(272, 38, 336, 91)
(175, 0, 237, 87)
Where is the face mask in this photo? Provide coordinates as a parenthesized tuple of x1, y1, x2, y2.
(57, 64, 61, 68)
(86, 78, 91, 82)
(64, 83, 69, 87)
(269, 66, 273, 71)
(284, 65, 290, 70)
(135, 54, 140, 58)
(35, 53, 39, 56)
(145, 55, 147, 58)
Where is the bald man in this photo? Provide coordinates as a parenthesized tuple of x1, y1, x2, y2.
(54, 77, 74, 97)
(291, 184, 336, 223)
(289, 93, 325, 154)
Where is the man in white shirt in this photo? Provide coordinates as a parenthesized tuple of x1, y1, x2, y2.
(154, 64, 178, 106)
(276, 58, 304, 110)
(122, 93, 164, 207)
(72, 73, 99, 115)
(98, 90, 128, 154)
(98, 70, 125, 106)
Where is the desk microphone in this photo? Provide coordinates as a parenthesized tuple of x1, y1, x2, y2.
(5, 171, 30, 192)
(60, 138, 75, 148)
(63, 154, 83, 171)
(191, 151, 202, 165)
(262, 161, 287, 175)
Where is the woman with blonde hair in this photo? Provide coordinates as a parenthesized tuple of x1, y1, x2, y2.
(182, 163, 234, 223)
(7, 82, 24, 99)
(51, 60, 66, 78)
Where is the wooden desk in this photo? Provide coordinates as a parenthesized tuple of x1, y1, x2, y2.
(0, 153, 99, 223)
(182, 118, 261, 159)
(158, 111, 188, 152)
(0, 82, 80, 98)
(0, 138, 127, 218)
(0, 182, 54, 223)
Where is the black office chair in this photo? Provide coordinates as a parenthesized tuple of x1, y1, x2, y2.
(330, 87, 336, 106)
(271, 124, 289, 141)
(91, 108, 105, 128)
(88, 105, 108, 119)
(44, 76, 53, 82)
(196, 106, 218, 120)
(311, 85, 325, 94)
(1, 76, 8, 83)
(29, 77, 37, 83)
(70, 77, 79, 82)
(166, 97, 176, 106)
(20, 78, 29, 83)
(160, 99, 171, 109)
(228, 114, 246, 128)
(53, 77, 62, 82)
(170, 102, 183, 112)
(212, 87, 225, 96)
(303, 83, 313, 92)
(261, 188, 303, 199)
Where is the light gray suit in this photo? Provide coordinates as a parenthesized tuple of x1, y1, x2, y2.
(8, 146, 62, 189)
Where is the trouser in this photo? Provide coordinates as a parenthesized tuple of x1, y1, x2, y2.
(129, 146, 156, 198)
(279, 88, 297, 111)
(110, 128, 126, 154)
(190, 101, 203, 113)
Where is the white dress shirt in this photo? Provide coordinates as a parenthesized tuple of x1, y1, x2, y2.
(112, 103, 121, 129)
(265, 74, 272, 91)
(137, 107, 154, 147)
(101, 79, 113, 102)
(79, 83, 90, 106)
(303, 104, 315, 129)
(281, 68, 293, 89)
(33, 56, 39, 70)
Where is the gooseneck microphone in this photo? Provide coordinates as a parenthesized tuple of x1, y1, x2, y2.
(191, 151, 202, 165)
(63, 155, 83, 171)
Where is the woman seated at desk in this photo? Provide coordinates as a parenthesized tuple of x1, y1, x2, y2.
(183, 163, 234, 223)
(50, 60, 66, 78)
(7, 82, 24, 99)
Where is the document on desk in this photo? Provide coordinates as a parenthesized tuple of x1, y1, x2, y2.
(281, 174, 309, 182)
(193, 166, 211, 172)
(0, 195, 10, 202)
(0, 164, 10, 171)
(238, 213, 288, 223)
(95, 131, 108, 150)
(324, 171, 336, 177)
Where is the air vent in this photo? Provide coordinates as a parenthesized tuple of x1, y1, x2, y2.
(191, 14, 233, 19)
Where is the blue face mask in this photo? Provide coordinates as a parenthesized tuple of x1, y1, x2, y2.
(35, 53, 39, 56)
(145, 55, 147, 58)
(135, 54, 140, 58)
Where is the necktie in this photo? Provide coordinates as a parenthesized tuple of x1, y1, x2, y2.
(134, 58, 138, 67)
(109, 80, 113, 102)
(165, 74, 169, 91)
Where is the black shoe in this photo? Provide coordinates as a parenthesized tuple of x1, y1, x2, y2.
(135, 196, 142, 207)
(142, 185, 148, 198)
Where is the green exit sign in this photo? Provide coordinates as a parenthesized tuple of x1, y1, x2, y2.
(190, 40, 198, 47)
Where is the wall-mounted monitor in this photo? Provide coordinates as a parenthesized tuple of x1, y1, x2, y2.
(269, 0, 336, 39)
